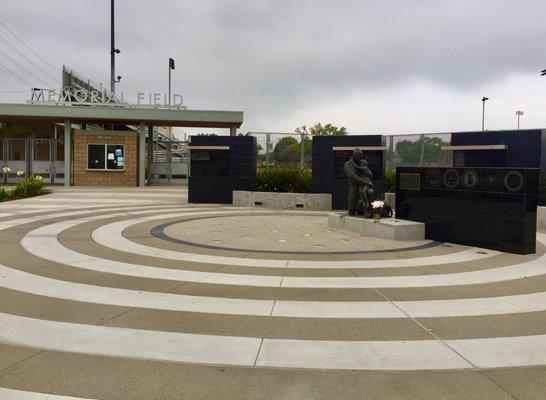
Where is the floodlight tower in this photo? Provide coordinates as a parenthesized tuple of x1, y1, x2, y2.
(516, 110, 524, 130)
(481, 97, 489, 131)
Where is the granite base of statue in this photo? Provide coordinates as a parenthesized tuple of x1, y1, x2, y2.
(343, 149, 388, 218)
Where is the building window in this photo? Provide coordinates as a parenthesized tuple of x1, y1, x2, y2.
(87, 144, 125, 171)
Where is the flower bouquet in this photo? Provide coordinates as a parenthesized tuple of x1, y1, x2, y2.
(371, 200, 384, 221)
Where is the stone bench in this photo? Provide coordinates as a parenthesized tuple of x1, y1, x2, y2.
(233, 190, 332, 211)
(328, 213, 425, 241)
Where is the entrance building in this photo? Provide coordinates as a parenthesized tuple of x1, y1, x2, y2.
(0, 103, 243, 186)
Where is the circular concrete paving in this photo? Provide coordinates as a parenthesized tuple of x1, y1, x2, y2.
(158, 213, 434, 253)
(1, 187, 546, 399)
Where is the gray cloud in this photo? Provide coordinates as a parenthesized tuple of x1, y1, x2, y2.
(1, 0, 545, 132)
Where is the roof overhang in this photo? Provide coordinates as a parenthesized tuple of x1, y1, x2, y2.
(0, 103, 243, 128)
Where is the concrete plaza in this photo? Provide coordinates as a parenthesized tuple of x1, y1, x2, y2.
(0, 187, 546, 399)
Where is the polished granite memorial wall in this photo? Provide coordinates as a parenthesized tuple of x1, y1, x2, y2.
(450, 129, 546, 206)
(395, 166, 538, 254)
(312, 135, 386, 210)
(188, 135, 256, 204)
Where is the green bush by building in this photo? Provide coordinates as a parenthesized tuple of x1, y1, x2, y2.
(0, 177, 46, 202)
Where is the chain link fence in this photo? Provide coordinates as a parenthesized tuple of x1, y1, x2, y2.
(386, 133, 452, 171)
(246, 132, 453, 170)
(247, 132, 309, 167)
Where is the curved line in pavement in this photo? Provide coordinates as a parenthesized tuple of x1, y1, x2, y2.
(92, 212, 501, 268)
(3, 262, 546, 318)
(20, 214, 546, 288)
(2, 312, 546, 370)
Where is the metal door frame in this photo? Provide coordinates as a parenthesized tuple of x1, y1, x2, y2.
(149, 139, 188, 185)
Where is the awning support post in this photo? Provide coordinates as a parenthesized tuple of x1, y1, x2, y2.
(64, 119, 71, 187)
(139, 122, 146, 187)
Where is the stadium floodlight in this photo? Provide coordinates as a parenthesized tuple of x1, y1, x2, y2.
(516, 110, 524, 130)
(481, 97, 489, 131)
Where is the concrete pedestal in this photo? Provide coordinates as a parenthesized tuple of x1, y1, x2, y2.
(384, 192, 396, 210)
(328, 213, 425, 241)
(538, 207, 546, 229)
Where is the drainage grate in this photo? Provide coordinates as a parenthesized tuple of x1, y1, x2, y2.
(254, 201, 263, 206)
(296, 204, 304, 208)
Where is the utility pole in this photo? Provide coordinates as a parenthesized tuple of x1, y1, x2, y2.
(481, 97, 489, 131)
(110, 0, 121, 95)
(110, 0, 115, 94)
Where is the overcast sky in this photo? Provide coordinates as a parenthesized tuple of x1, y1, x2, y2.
(1, 0, 546, 135)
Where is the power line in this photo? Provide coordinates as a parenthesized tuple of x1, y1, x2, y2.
(0, 75, 22, 90)
(0, 19, 58, 73)
(0, 33, 60, 84)
(0, 62, 33, 87)
(0, 47, 53, 87)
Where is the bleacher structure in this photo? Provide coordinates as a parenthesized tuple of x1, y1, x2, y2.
(62, 66, 189, 184)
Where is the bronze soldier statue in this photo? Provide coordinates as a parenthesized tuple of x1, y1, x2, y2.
(343, 149, 376, 216)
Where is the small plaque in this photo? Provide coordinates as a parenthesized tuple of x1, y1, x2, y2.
(191, 151, 210, 161)
(443, 169, 460, 189)
(504, 170, 524, 192)
(400, 173, 421, 190)
(462, 170, 478, 189)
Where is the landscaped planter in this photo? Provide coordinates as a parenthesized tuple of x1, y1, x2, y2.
(233, 190, 331, 211)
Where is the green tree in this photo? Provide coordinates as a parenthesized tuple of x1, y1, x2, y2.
(272, 136, 300, 165)
(293, 123, 347, 166)
(295, 123, 348, 137)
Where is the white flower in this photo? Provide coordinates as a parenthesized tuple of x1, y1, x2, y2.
(35, 175, 43, 181)
(2, 166, 10, 174)
(371, 200, 384, 209)
(16, 170, 24, 177)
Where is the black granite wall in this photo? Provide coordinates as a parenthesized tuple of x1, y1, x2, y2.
(188, 136, 256, 204)
(396, 166, 538, 254)
(312, 135, 385, 210)
(450, 129, 546, 205)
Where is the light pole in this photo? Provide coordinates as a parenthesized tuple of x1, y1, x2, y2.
(481, 97, 489, 131)
(110, 0, 121, 95)
(168, 58, 175, 105)
(516, 110, 524, 130)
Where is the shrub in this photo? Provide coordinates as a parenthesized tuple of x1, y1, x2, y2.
(384, 168, 396, 193)
(257, 165, 312, 193)
(0, 188, 7, 202)
(10, 177, 46, 199)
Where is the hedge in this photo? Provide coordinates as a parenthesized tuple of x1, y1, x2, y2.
(0, 177, 46, 202)
(256, 165, 311, 193)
